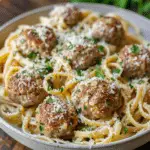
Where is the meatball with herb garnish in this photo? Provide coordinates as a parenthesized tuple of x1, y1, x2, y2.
(15, 25, 56, 58)
(91, 16, 125, 46)
(7, 67, 49, 107)
(119, 44, 150, 78)
(57, 34, 105, 70)
(36, 96, 78, 139)
(72, 77, 123, 120)
(50, 4, 81, 26)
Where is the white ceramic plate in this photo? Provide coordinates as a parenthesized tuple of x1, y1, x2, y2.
(0, 3, 150, 150)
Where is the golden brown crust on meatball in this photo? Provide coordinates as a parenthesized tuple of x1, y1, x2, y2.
(60, 44, 105, 70)
(91, 17, 125, 46)
(144, 88, 150, 104)
(16, 25, 56, 57)
(36, 96, 78, 139)
(7, 69, 48, 107)
(50, 5, 81, 26)
(120, 44, 150, 78)
(72, 78, 123, 120)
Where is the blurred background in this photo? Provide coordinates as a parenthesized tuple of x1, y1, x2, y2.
(0, 0, 149, 149)
(0, 0, 149, 25)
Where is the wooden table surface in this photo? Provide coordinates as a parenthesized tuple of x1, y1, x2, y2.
(0, 0, 149, 149)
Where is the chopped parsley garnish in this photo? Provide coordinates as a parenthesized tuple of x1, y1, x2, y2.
(120, 61, 123, 66)
(131, 45, 140, 54)
(68, 42, 74, 50)
(76, 89, 81, 93)
(129, 83, 134, 89)
(31, 30, 38, 37)
(112, 68, 121, 74)
(47, 85, 52, 91)
(20, 39, 25, 44)
(27, 52, 37, 59)
(46, 97, 55, 104)
(98, 45, 104, 53)
(111, 77, 115, 81)
(45, 65, 53, 72)
(39, 124, 44, 132)
(81, 126, 95, 131)
(21, 70, 26, 74)
(56, 108, 63, 113)
(95, 68, 105, 79)
(59, 87, 64, 92)
(106, 99, 111, 106)
(84, 105, 87, 110)
(63, 56, 71, 64)
(15, 74, 19, 79)
(123, 127, 128, 134)
(96, 59, 102, 65)
(138, 80, 144, 84)
(76, 69, 83, 76)
(77, 108, 82, 114)
(84, 36, 98, 44)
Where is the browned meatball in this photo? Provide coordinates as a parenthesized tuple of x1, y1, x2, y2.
(7, 69, 48, 107)
(144, 88, 150, 104)
(60, 44, 105, 70)
(72, 78, 123, 120)
(36, 96, 78, 139)
(119, 44, 150, 78)
(16, 25, 56, 57)
(91, 17, 125, 46)
(50, 4, 81, 26)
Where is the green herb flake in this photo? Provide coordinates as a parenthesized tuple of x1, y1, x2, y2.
(77, 108, 82, 114)
(31, 30, 38, 37)
(59, 87, 64, 92)
(123, 127, 128, 134)
(120, 61, 123, 66)
(46, 97, 55, 104)
(76, 69, 83, 76)
(112, 68, 121, 74)
(106, 99, 111, 106)
(129, 83, 134, 89)
(81, 126, 95, 131)
(27, 52, 37, 59)
(68, 42, 74, 50)
(15, 74, 19, 79)
(47, 85, 52, 91)
(111, 77, 115, 81)
(45, 65, 53, 72)
(56, 108, 63, 113)
(98, 45, 104, 53)
(96, 59, 102, 65)
(95, 68, 105, 79)
(84, 105, 87, 110)
(138, 80, 145, 84)
(20, 39, 25, 44)
(131, 45, 140, 54)
(39, 124, 44, 132)
(84, 36, 98, 44)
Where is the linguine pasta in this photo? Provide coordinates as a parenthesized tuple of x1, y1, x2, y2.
(0, 4, 150, 147)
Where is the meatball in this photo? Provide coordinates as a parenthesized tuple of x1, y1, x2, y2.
(50, 4, 81, 26)
(119, 44, 150, 78)
(7, 69, 48, 107)
(144, 88, 150, 104)
(72, 78, 123, 119)
(36, 96, 78, 139)
(60, 44, 105, 70)
(91, 16, 125, 46)
(16, 25, 56, 57)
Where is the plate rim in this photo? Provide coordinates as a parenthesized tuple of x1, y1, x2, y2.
(0, 2, 150, 149)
